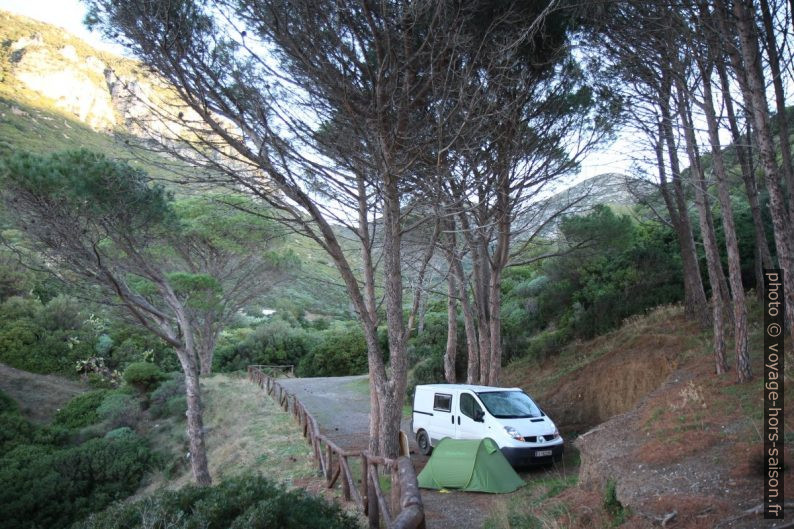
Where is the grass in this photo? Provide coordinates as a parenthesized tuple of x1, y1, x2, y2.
(139, 372, 318, 494)
(602, 478, 630, 527)
(0, 362, 87, 423)
(484, 447, 580, 529)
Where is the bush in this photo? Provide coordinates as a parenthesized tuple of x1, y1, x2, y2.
(0, 296, 40, 321)
(149, 372, 186, 419)
(97, 392, 141, 429)
(123, 362, 166, 392)
(105, 427, 134, 439)
(36, 294, 85, 331)
(297, 323, 367, 377)
(406, 352, 444, 401)
(166, 396, 187, 418)
(0, 412, 35, 451)
(0, 433, 153, 529)
(525, 327, 573, 361)
(0, 388, 19, 414)
(215, 319, 317, 372)
(75, 474, 361, 529)
(53, 390, 108, 429)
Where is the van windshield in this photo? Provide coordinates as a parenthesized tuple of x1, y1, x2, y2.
(476, 391, 542, 419)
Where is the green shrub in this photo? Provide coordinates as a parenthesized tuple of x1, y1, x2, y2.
(0, 434, 153, 529)
(603, 478, 629, 525)
(0, 296, 41, 321)
(406, 352, 444, 401)
(149, 372, 186, 419)
(123, 362, 166, 392)
(525, 327, 573, 361)
(94, 334, 114, 356)
(166, 396, 187, 418)
(75, 474, 361, 529)
(105, 427, 134, 439)
(97, 392, 141, 429)
(53, 390, 108, 429)
(0, 389, 19, 414)
(297, 323, 367, 377)
(108, 329, 176, 372)
(215, 318, 317, 372)
(0, 320, 57, 373)
(37, 294, 85, 331)
(0, 412, 35, 451)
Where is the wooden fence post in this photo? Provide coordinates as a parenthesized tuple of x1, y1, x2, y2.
(367, 470, 379, 529)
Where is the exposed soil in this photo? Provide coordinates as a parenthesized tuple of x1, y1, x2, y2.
(573, 363, 794, 528)
(502, 309, 697, 434)
(0, 362, 87, 422)
(572, 329, 794, 528)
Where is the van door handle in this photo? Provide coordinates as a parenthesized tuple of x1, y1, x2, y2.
(451, 415, 454, 424)
(457, 416, 460, 425)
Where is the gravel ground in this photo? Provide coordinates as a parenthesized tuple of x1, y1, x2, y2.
(278, 375, 496, 529)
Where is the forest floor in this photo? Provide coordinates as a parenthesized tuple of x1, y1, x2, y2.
(0, 362, 87, 422)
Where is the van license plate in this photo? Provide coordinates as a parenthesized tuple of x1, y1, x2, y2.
(535, 450, 552, 457)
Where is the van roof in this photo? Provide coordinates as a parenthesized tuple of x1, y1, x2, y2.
(415, 384, 522, 393)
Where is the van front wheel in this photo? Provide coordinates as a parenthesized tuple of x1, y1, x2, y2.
(416, 430, 432, 456)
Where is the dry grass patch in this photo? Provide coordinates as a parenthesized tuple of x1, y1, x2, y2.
(139, 372, 317, 494)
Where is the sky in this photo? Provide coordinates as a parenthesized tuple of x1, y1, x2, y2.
(0, 0, 634, 182)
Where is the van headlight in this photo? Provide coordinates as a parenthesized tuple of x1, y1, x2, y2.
(504, 426, 524, 442)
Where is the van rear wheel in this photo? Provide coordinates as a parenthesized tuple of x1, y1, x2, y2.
(416, 430, 432, 456)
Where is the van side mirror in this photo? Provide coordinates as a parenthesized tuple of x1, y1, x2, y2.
(474, 409, 485, 422)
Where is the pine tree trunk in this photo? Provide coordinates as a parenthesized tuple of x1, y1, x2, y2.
(472, 237, 491, 385)
(658, 85, 709, 327)
(674, 76, 728, 374)
(656, 140, 705, 325)
(176, 348, 212, 485)
(378, 174, 408, 458)
(444, 271, 458, 383)
(758, 0, 794, 222)
(197, 333, 217, 377)
(700, 60, 752, 382)
(451, 256, 480, 384)
(716, 60, 773, 300)
(487, 267, 503, 386)
(733, 0, 794, 339)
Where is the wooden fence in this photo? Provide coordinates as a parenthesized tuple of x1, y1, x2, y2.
(247, 365, 426, 529)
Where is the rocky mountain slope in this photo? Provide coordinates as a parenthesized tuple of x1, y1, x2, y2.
(2, 10, 177, 137)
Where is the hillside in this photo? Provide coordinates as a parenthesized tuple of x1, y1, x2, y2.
(0, 363, 87, 423)
(0, 10, 354, 318)
(0, 11, 192, 181)
(495, 302, 793, 529)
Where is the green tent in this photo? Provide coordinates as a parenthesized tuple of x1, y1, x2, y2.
(417, 438, 524, 493)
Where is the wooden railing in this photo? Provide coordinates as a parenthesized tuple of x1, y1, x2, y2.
(248, 364, 295, 378)
(248, 365, 426, 529)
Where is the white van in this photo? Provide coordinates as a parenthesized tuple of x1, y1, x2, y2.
(411, 384, 563, 466)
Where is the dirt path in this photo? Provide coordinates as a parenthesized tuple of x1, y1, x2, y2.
(278, 375, 555, 529)
(0, 363, 87, 423)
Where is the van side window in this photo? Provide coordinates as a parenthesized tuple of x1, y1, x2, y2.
(460, 393, 482, 419)
(433, 393, 452, 412)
